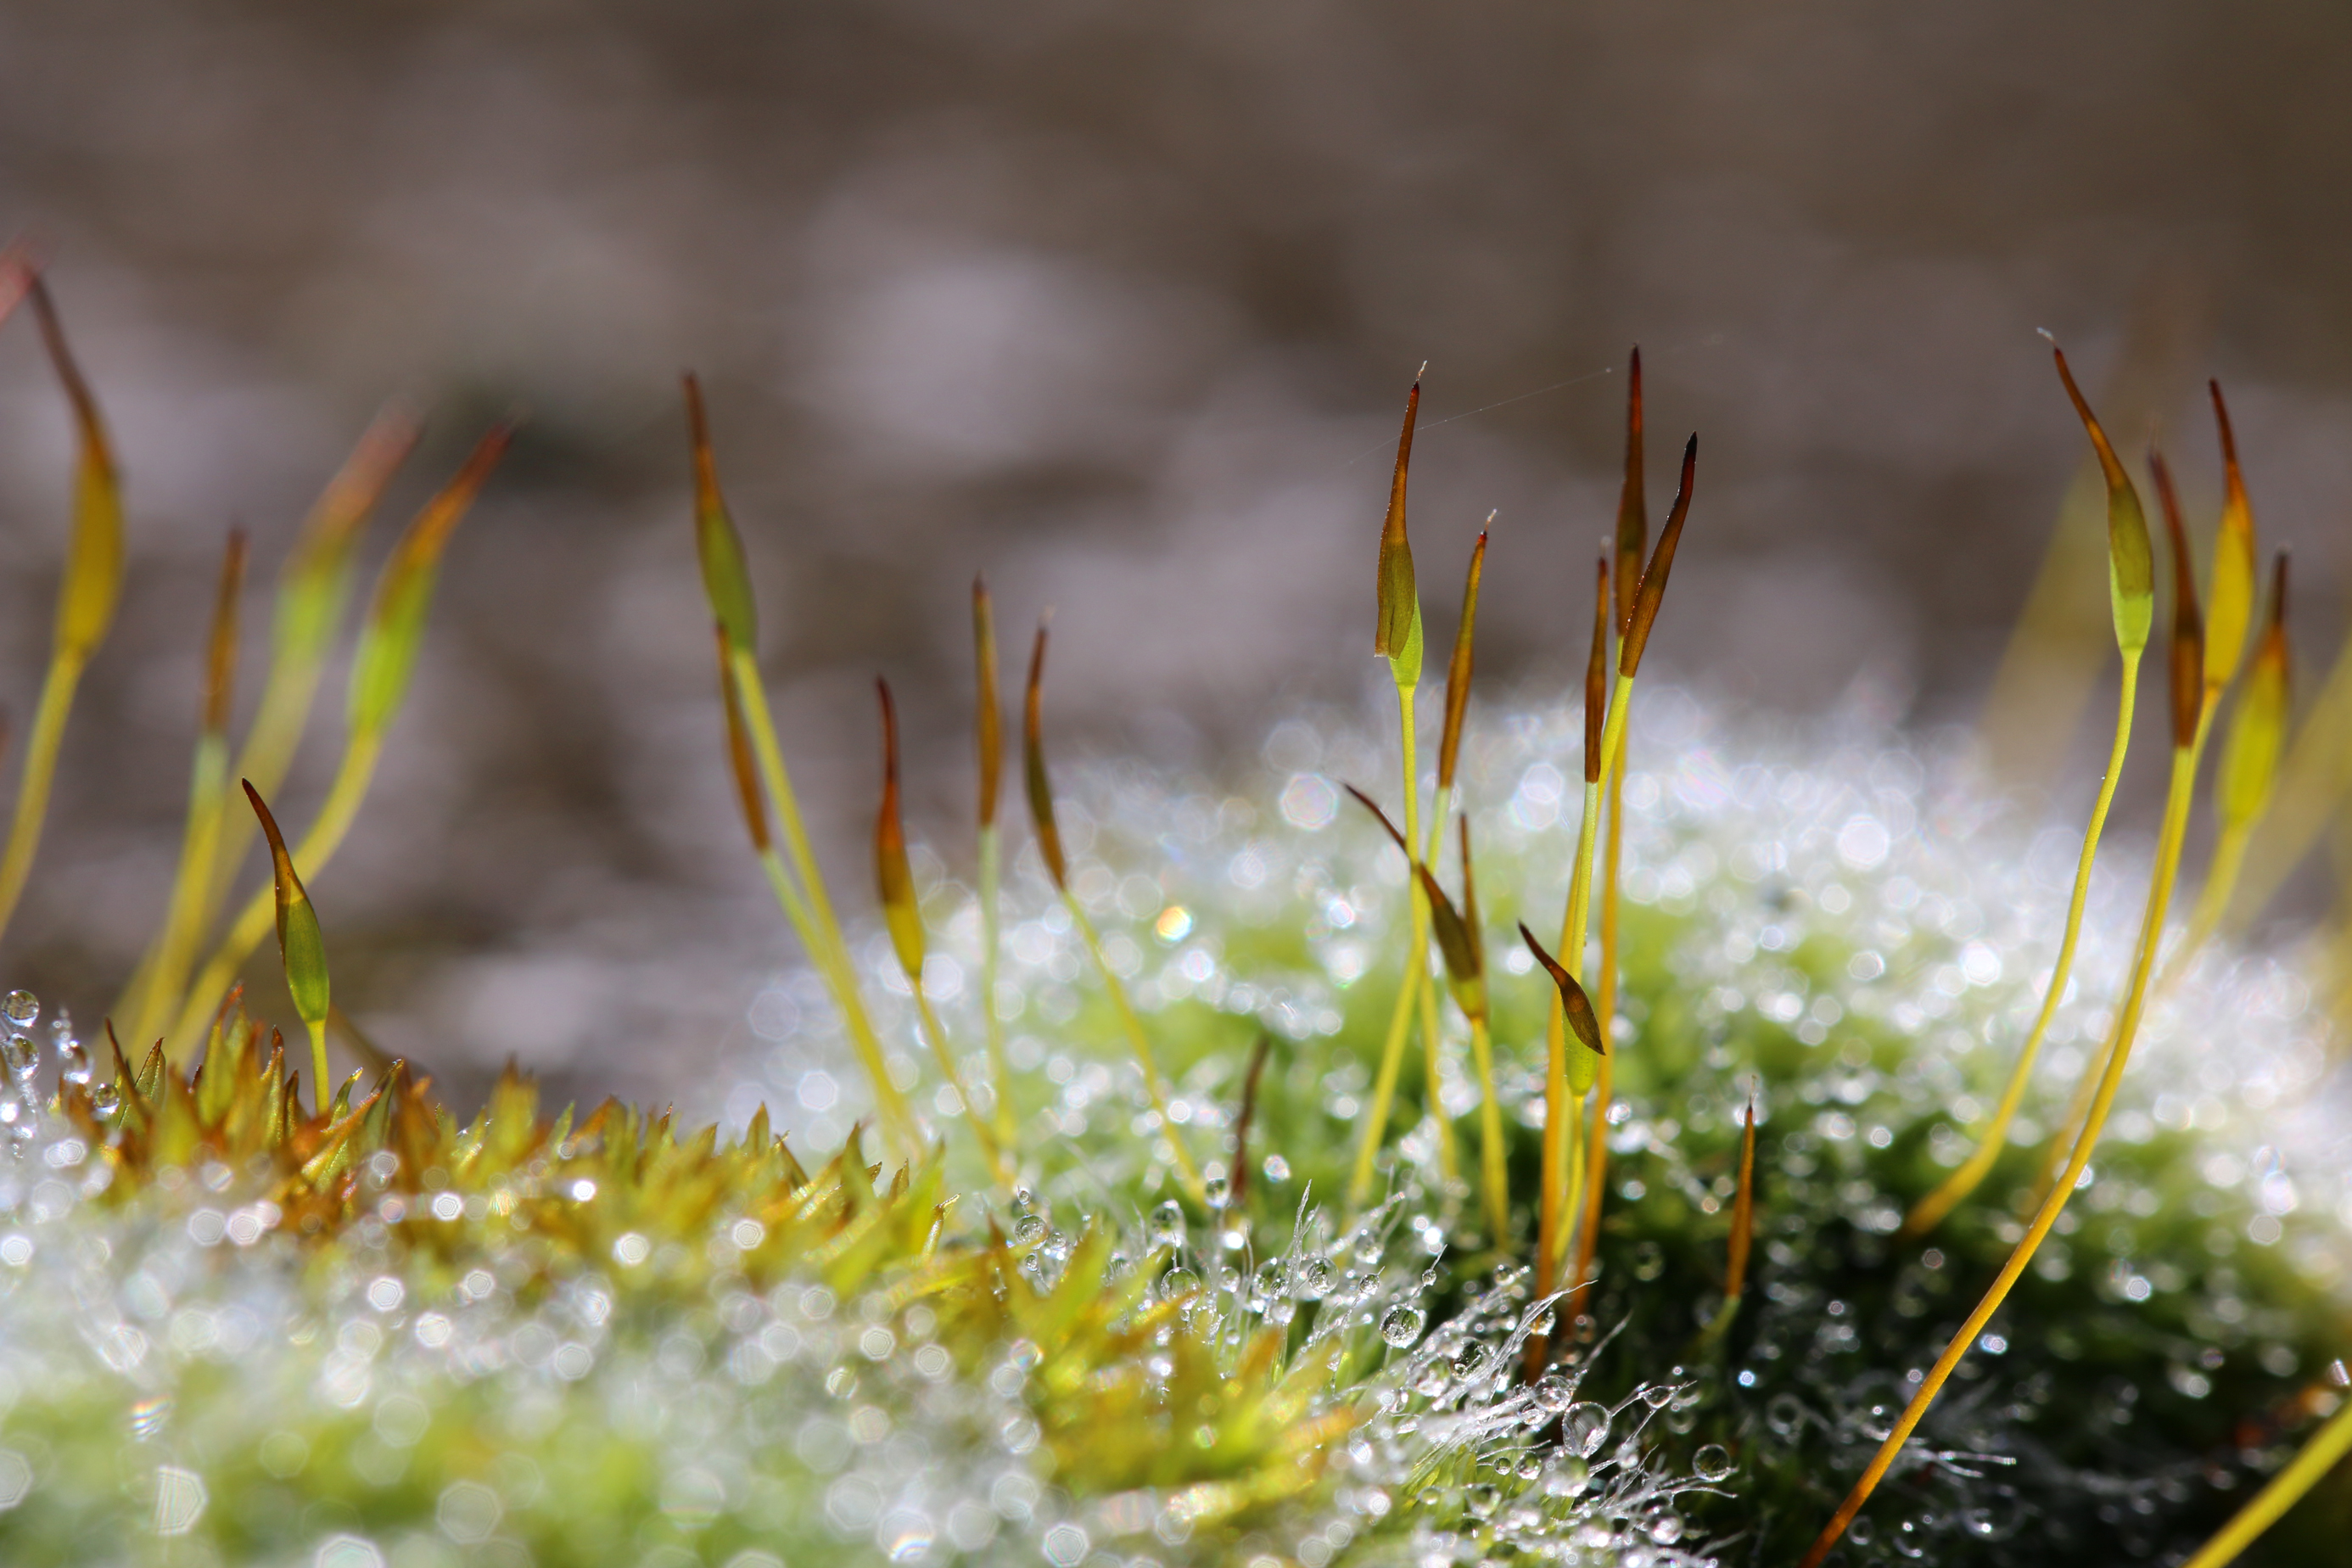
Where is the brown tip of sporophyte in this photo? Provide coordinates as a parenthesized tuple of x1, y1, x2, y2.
(1374, 378, 1421, 661)
(1726, 1094, 1759, 1302)
(1342, 784, 1479, 1000)
(682, 373, 759, 656)
(2266, 549, 2289, 647)
(2149, 447, 2204, 748)
(1518, 923, 1603, 1056)
(1455, 815, 1482, 959)
(1616, 347, 1645, 634)
(972, 575, 1001, 830)
(1438, 528, 1488, 793)
(242, 779, 329, 1031)
(1229, 1033, 1274, 1211)
(1618, 434, 1697, 680)
(716, 628, 769, 853)
(1341, 782, 1408, 857)
(2046, 340, 2129, 490)
(1024, 620, 1068, 892)
(2210, 379, 2244, 482)
(2046, 337, 2155, 653)
(874, 678, 924, 980)
(203, 529, 248, 737)
(1584, 552, 1610, 784)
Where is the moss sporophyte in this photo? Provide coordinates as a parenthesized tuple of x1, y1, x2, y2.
(0, 259, 2346, 1566)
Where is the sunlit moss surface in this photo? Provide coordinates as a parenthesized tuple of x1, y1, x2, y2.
(0, 696, 2345, 1567)
(0, 257, 2346, 1565)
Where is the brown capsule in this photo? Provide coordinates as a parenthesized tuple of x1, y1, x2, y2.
(1375, 378, 1422, 662)
(1615, 346, 1646, 636)
(1618, 435, 1697, 680)
(1024, 622, 1068, 892)
(1517, 923, 1604, 1056)
(1726, 1094, 1759, 1303)
(2149, 448, 2204, 749)
(1343, 782, 1409, 856)
(2047, 339, 2155, 654)
(1342, 784, 1482, 1016)
(1584, 552, 1610, 784)
(1229, 1033, 1274, 1211)
(1437, 528, 1488, 793)
(203, 529, 248, 738)
(715, 627, 770, 853)
(683, 373, 759, 656)
(874, 678, 925, 980)
(1456, 815, 1483, 966)
(973, 575, 1002, 831)
(2204, 380, 2259, 693)
(28, 277, 126, 662)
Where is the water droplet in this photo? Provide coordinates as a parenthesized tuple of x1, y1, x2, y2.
(1543, 1456, 1589, 1498)
(1292, 1257, 1331, 1300)
(1451, 1346, 1492, 1382)
(1, 993, 36, 1030)
(1693, 1443, 1735, 1481)
(1534, 1373, 1573, 1412)
(1149, 1200, 1185, 1250)
(1262, 1153, 1291, 1184)
(1202, 1175, 1230, 1210)
(1, 1035, 34, 1087)
(1011, 1215, 1046, 1246)
(1641, 1383, 1675, 1408)
(1564, 1403, 1610, 1457)
(1649, 1513, 1685, 1545)
(1380, 1305, 1425, 1347)
(1160, 1268, 1201, 1302)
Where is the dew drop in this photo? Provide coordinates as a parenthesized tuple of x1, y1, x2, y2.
(1292, 1257, 1331, 1301)
(1379, 1305, 1425, 1347)
(1149, 1201, 1185, 1251)
(1202, 1175, 1230, 1210)
(1693, 1443, 1735, 1481)
(1, 1035, 34, 1088)
(1543, 1456, 1590, 1498)
(1, 992, 36, 1030)
(1011, 1215, 1047, 1246)
(1564, 1402, 1610, 1457)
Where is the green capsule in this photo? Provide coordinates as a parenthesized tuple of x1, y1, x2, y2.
(2048, 340, 2155, 657)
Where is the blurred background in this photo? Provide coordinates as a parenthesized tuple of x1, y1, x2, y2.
(3, 0, 2352, 1109)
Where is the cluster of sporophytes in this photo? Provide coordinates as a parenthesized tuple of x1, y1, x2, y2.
(0, 246, 2347, 1567)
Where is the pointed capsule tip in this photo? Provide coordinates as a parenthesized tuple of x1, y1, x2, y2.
(1341, 783, 1408, 857)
